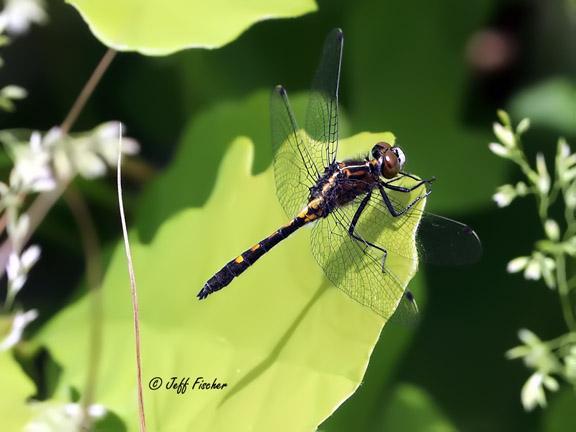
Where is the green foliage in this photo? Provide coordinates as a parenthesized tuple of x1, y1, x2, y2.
(0, 353, 35, 430)
(378, 383, 456, 432)
(66, 0, 318, 55)
(320, 276, 426, 432)
(510, 79, 576, 137)
(542, 388, 576, 432)
(4, 0, 574, 429)
(490, 112, 576, 411)
(347, 0, 504, 213)
(36, 95, 425, 430)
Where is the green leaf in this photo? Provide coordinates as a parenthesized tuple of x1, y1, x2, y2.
(377, 383, 457, 432)
(37, 123, 425, 430)
(321, 272, 426, 432)
(542, 388, 576, 432)
(0, 352, 35, 430)
(509, 78, 576, 136)
(137, 89, 350, 240)
(66, 0, 317, 55)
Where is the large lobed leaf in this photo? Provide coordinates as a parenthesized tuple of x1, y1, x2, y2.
(36, 126, 425, 430)
(66, 0, 317, 55)
(0, 353, 35, 430)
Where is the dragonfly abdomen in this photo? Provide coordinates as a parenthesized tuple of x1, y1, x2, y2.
(197, 215, 309, 299)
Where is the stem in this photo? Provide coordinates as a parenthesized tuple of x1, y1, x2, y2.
(63, 186, 103, 430)
(556, 253, 576, 332)
(562, 185, 576, 239)
(60, 49, 117, 135)
(545, 332, 576, 350)
(567, 273, 576, 290)
(3, 282, 16, 311)
(0, 48, 117, 278)
(0, 183, 67, 279)
(516, 157, 549, 223)
(117, 124, 147, 432)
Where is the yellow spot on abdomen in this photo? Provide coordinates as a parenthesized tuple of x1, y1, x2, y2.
(304, 214, 318, 223)
(297, 207, 309, 218)
(250, 244, 261, 251)
(234, 255, 244, 264)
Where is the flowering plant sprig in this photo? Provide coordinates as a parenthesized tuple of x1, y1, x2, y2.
(0, 0, 48, 112)
(489, 110, 576, 410)
(0, 124, 139, 351)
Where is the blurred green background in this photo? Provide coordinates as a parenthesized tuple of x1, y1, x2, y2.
(1, 0, 576, 430)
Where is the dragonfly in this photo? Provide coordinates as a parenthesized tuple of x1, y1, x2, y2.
(197, 28, 482, 318)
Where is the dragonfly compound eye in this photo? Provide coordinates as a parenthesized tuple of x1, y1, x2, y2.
(371, 142, 390, 160)
(382, 150, 401, 178)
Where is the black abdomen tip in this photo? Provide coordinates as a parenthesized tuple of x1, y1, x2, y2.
(197, 284, 211, 300)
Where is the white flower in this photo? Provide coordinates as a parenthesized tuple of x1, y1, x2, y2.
(10, 131, 56, 192)
(564, 346, 576, 380)
(93, 122, 139, 166)
(0, 0, 47, 35)
(524, 259, 541, 280)
(540, 256, 556, 289)
(493, 122, 515, 147)
(558, 138, 571, 159)
(6, 244, 40, 295)
(521, 372, 547, 411)
(72, 149, 107, 179)
(507, 253, 555, 284)
(515, 181, 528, 196)
(6, 213, 29, 245)
(0, 309, 38, 351)
(520, 371, 559, 412)
(565, 181, 576, 209)
(0, 85, 27, 100)
(544, 219, 560, 241)
(518, 328, 540, 345)
(63, 403, 106, 419)
(507, 256, 529, 273)
(555, 138, 576, 183)
(516, 118, 530, 135)
(489, 142, 511, 158)
(536, 153, 550, 194)
(493, 184, 517, 207)
(25, 402, 106, 432)
(52, 122, 140, 180)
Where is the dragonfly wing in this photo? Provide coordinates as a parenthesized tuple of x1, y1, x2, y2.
(271, 86, 320, 218)
(305, 28, 344, 168)
(416, 213, 482, 266)
(364, 176, 482, 265)
(310, 212, 406, 319)
(310, 178, 426, 319)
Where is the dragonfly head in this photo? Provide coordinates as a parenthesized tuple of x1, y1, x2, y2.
(371, 142, 406, 179)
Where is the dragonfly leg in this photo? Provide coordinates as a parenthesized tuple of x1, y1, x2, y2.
(383, 176, 435, 193)
(380, 249, 388, 273)
(348, 190, 389, 267)
(378, 183, 431, 217)
(400, 171, 435, 182)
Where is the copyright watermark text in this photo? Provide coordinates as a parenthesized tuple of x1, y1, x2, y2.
(148, 376, 228, 394)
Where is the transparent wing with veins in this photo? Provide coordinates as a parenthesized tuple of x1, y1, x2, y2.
(310, 175, 482, 318)
(304, 28, 344, 169)
(271, 28, 344, 218)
